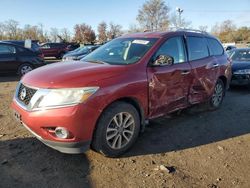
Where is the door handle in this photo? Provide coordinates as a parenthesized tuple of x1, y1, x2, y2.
(212, 63, 219, 68)
(181, 70, 190, 75)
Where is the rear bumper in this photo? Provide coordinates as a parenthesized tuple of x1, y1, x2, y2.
(231, 74, 250, 85)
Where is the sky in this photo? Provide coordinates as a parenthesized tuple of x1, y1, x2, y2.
(0, 0, 249, 33)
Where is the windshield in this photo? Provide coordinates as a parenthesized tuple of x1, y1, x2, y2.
(71, 46, 88, 53)
(231, 49, 250, 61)
(82, 38, 158, 65)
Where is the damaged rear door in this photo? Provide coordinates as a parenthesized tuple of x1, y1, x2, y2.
(147, 36, 192, 118)
(185, 35, 218, 104)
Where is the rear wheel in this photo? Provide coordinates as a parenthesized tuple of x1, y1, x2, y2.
(208, 79, 225, 110)
(18, 64, 33, 76)
(91, 102, 140, 157)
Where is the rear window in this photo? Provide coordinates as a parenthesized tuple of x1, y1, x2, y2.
(207, 38, 224, 56)
(186, 37, 209, 61)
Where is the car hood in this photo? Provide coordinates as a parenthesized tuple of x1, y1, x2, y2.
(22, 61, 128, 88)
(232, 60, 250, 71)
(63, 51, 88, 58)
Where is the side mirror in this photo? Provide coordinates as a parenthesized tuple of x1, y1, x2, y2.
(153, 55, 174, 66)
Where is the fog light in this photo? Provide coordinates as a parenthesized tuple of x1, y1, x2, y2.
(55, 127, 69, 139)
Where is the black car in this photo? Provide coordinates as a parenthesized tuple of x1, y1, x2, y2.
(0, 42, 45, 76)
(3, 40, 42, 53)
(230, 48, 250, 86)
(62, 45, 100, 61)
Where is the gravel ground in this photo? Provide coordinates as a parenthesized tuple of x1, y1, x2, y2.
(0, 76, 249, 188)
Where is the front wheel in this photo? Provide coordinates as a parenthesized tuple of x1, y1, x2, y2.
(91, 102, 140, 157)
(208, 79, 225, 110)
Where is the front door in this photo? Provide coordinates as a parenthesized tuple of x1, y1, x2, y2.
(147, 36, 192, 118)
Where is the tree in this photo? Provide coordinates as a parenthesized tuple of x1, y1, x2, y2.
(127, 24, 143, 33)
(211, 20, 237, 42)
(198, 25, 208, 32)
(107, 22, 123, 40)
(136, 0, 170, 31)
(4, 19, 21, 40)
(49, 28, 59, 42)
(22, 24, 40, 40)
(74, 23, 96, 44)
(97, 21, 107, 44)
(169, 13, 191, 28)
(60, 28, 71, 42)
(0, 22, 6, 40)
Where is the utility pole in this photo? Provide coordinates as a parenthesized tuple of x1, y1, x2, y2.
(176, 7, 184, 28)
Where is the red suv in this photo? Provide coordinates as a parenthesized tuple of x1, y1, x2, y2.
(40, 43, 68, 59)
(12, 30, 231, 157)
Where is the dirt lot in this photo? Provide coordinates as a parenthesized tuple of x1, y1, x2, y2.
(0, 75, 249, 188)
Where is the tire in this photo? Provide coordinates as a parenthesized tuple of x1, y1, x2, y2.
(17, 63, 33, 76)
(56, 52, 64, 59)
(208, 79, 225, 110)
(91, 102, 140, 157)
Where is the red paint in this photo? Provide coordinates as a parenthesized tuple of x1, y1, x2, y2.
(11, 31, 231, 151)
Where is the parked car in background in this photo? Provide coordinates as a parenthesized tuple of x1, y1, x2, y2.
(12, 30, 231, 157)
(3, 40, 43, 55)
(40, 43, 68, 59)
(0, 42, 45, 75)
(229, 48, 250, 86)
(62, 45, 100, 61)
(65, 43, 80, 52)
(225, 45, 236, 52)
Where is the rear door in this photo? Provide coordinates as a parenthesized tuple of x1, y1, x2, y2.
(185, 35, 218, 104)
(0, 44, 18, 73)
(147, 36, 192, 118)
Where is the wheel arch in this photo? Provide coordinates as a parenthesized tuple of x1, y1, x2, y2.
(93, 97, 146, 138)
(218, 75, 228, 90)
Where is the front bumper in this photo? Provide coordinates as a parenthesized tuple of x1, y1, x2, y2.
(11, 98, 100, 154)
(22, 122, 90, 154)
(231, 74, 250, 85)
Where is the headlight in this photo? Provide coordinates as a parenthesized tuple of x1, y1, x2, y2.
(234, 69, 250, 74)
(30, 87, 99, 110)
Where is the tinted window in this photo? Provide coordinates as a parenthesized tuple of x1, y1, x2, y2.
(154, 37, 186, 64)
(187, 37, 209, 61)
(207, 38, 224, 56)
(0, 44, 16, 54)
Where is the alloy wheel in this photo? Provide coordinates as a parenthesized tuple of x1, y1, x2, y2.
(106, 112, 135, 150)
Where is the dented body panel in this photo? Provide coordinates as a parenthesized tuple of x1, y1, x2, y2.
(11, 31, 231, 154)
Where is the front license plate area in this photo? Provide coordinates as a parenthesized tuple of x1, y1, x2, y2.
(13, 111, 22, 123)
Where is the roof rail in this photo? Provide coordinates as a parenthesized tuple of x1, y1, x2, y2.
(168, 27, 209, 34)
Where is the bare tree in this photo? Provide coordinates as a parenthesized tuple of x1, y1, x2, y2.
(211, 20, 237, 42)
(127, 24, 143, 33)
(60, 28, 71, 42)
(97, 21, 107, 44)
(169, 13, 191, 29)
(74, 23, 96, 44)
(136, 0, 170, 31)
(198, 25, 208, 32)
(4, 19, 21, 40)
(22, 24, 40, 40)
(107, 22, 123, 40)
(49, 28, 59, 42)
(0, 22, 6, 40)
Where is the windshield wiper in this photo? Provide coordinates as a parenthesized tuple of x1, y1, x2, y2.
(85, 59, 108, 64)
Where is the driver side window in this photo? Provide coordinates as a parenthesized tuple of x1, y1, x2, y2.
(155, 36, 186, 64)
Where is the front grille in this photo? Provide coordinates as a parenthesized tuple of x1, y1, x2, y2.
(17, 83, 37, 105)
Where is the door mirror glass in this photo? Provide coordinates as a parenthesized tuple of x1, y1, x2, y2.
(153, 55, 174, 66)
